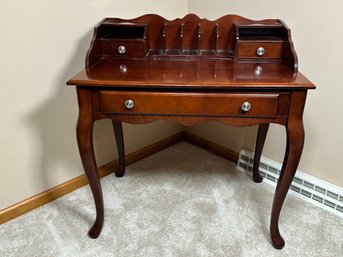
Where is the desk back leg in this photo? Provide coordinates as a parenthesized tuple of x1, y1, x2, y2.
(112, 120, 125, 177)
(253, 124, 270, 183)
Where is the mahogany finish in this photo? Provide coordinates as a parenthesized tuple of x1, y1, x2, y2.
(253, 123, 270, 183)
(67, 14, 315, 249)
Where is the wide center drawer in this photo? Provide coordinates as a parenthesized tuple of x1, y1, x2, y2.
(99, 91, 286, 118)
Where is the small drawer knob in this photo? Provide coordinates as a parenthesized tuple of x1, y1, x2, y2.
(124, 99, 134, 110)
(256, 47, 265, 56)
(119, 64, 128, 73)
(241, 102, 251, 112)
(255, 66, 263, 76)
(118, 45, 126, 54)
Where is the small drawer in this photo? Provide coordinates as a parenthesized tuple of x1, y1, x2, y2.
(99, 91, 286, 118)
(236, 41, 283, 59)
(101, 60, 146, 79)
(233, 63, 295, 81)
(100, 39, 146, 58)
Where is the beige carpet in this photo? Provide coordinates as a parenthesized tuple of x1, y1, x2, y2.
(1, 142, 342, 257)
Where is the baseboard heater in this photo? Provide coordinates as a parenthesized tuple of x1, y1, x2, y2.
(237, 149, 343, 218)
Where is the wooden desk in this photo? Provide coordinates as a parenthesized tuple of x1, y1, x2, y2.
(67, 14, 315, 249)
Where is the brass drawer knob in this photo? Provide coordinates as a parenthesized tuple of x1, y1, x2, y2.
(124, 99, 134, 109)
(241, 102, 251, 112)
(118, 45, 126, 54)
(256, 47, 265, 56)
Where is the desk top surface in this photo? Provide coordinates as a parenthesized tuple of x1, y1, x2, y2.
(67, 58, 315, 90)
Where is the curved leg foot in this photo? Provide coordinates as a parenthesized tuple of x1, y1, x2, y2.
(253, 124, 269, 183)
(88, 221, 103, 238)
(112, 120, 125, 177)
(271, 227, 285, 249)
(270, 92, 306, 249)
(253, 173, 263, 184)
(76, 88, 104, 238)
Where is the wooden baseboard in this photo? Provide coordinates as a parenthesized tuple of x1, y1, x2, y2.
(0, 131, 238, 224)
(0, 132, 184, 225)
(183, 131, 239, 163)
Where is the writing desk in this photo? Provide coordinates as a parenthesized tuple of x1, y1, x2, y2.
(67, 14, 315, 249)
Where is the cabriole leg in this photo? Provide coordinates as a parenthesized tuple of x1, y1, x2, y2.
(112, 120, 125, 177)
(252, 123, 270, 183)
(270, 91, 306, 249)
(76, 88, 104, 238)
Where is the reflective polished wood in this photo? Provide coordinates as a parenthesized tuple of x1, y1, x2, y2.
(67, 14, 315, 249)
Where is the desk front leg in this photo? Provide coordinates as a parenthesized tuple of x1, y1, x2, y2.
(76, 88, 104, 238)
(270, 91, 306, 249)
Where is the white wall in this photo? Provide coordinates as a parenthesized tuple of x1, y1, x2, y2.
(0, 0, 186, 210)
(187, 0, 343, 187)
